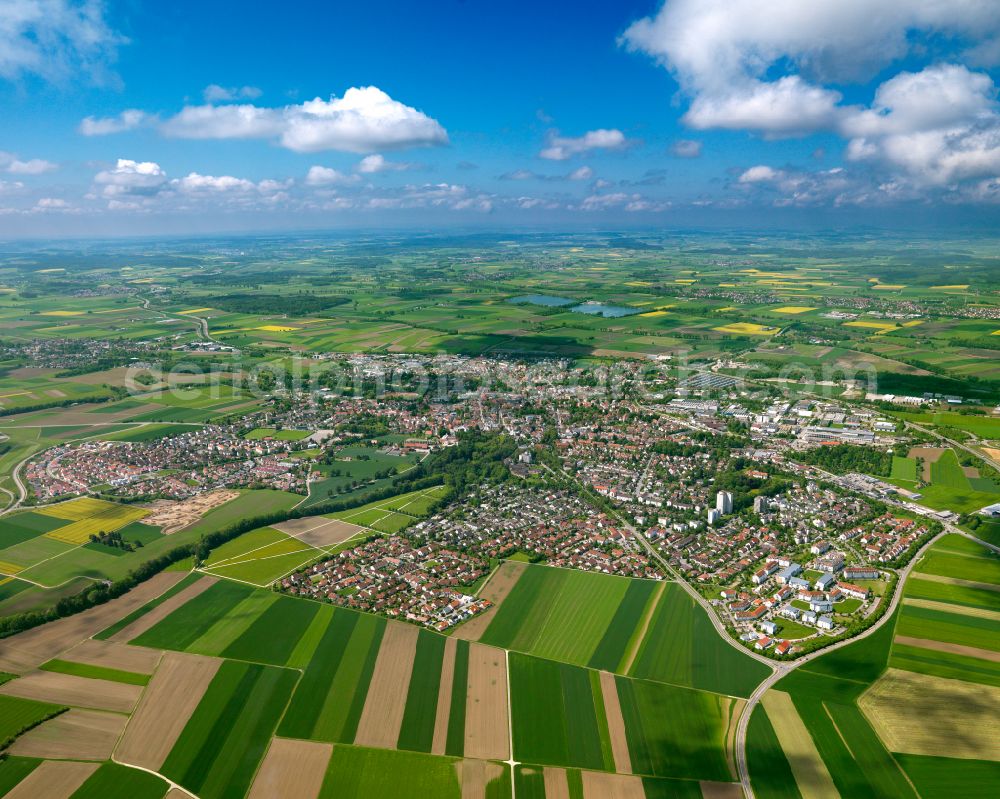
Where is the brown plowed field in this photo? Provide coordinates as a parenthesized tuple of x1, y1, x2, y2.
(463, 643, 509, 761)
(115, 651, 222, 770)
(353, 621, 419, 749)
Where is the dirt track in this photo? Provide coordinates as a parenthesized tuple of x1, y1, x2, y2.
(115, 651, 222, 770)
(247, 738, 333, 799)
(463, 643, 509, 760)
(0, 571, 185, 673)
(354, 622, 419, 748)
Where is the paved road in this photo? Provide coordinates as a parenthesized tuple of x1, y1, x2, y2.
(732, 527, 947, 799)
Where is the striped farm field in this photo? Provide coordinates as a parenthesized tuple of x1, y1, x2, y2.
(478, 564, 644, 666)
(0, 694, 66, 748)
(160, 659, 298, 799)
(201, 526, 319, 586)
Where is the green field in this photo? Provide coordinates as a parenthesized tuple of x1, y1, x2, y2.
(40, 658, 150, 685)
(479, 565, 637, 666)
(161, 659, 297, 799)
(615, 674, 733, 782)
(0, 694, 66, 747)
(70, 762, 168, 799)
(627, 582, 771, 697)
(509, 653, 613, 771)
(318, 745, 465, 799)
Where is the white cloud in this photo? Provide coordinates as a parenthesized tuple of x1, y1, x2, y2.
(568, 166, 593, 181)
(357, 154, 412, 173)
(739, 165, 781, 183)
(93, 158, 168, 198)
(670, 139, 702, 158)
(35, 197, 67, 208)
(203, 84, 262, 103)
(622, 0, 1000, 136)
(79, 109, 148, 135)
(0, 0, 125, 83)
(161, 86, 448, 153)
(305, 165, 358, 186)
(841, 65, 1000, 186)
(540, 129, 628, 160)
(0, 151, 57, 175)
(170, 173, 256, 194)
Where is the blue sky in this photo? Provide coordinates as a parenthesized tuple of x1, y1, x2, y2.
(1, 0, 999, 236)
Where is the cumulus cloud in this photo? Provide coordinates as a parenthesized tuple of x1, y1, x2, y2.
(0, 151, 57, 175)
(93, 159, 168, 198)
(357, 154, 413, 173)
(304, 165, 358, 186)
(622, 1, 1000, 191)
(840, 64, 1000, 185)
(540, 129, 629, 160)
(161, 86, 448, 153)
(670, 139, 702, 158)
(0, 0, 125, 83)
(79, 109, 149, 135)
(581, 192, 668, 212)
(499, 165, 595, 182)
(203, 84, 262, 103)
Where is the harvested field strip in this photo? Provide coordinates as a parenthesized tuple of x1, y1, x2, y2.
(590, 579, 661, 673)
(431, 638, 459, 756)
(445, 639, 471, 757)
(279, 609, 386, 743)
(599, 670, 631, 774)
(904, 576, 1000, 612)
(890, 641, 1000, 686)
(354, 621, 420, 748)
(580, 770, 646, 798)
(115, 651, 221, 771)
(129, 578, 253, 651)
(509, 653, 609, 771)
(0, 670, 141, 713)
(904, 596, 1000, 620)
(102, 574, 213, 642)
(463, 643, 509, 761)
(398, 630, 447, 753)
(0, 571, 185, 674)
(2, 760, 98, 799)
(0, 693, 66, 748)
(7, 708, 125, 761)
(897, 604, 1000, 652)
(247, 738, 333, 799)
(222, 594, 320, 666)
(908, 571, 1000, 593)
(860, 668, 1000, 760)
(63, 639, 161, 674)
(760, 690, 840, 799)
(40, 658, 150, 685)
(615, 675, 731, 782)
(68, 761, 167, 799)
(160, 659, 299, 799)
